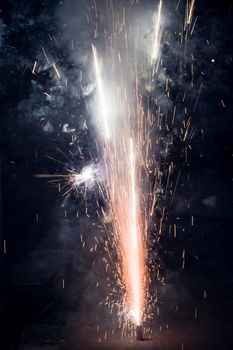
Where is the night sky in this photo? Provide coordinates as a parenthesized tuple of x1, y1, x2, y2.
(0, 0, 233, 349)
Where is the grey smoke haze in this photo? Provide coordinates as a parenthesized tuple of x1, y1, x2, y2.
(202, 195, 217, 208)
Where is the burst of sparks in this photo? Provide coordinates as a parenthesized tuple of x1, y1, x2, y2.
(35, 164, 99, 193)
(184, 0, 196, 32)
(72, 164, 98, 187)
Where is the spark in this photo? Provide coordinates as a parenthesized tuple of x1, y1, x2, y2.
(52, 63, 61, 78)
(3, 240, 7, 255)
(32, 60, 37, 74)
(43, 92, 51, 98)
(184, 0, 196, 32)
(41, 46, 50, 64)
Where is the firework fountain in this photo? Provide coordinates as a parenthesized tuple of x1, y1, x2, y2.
(90, 0, 163, 337)
(4, 0, 231, 347)
(35, 0, 197, 341)
(36, 0, 165, 336)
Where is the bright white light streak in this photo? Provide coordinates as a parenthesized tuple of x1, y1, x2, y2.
(151, 0, 163, 63)
(92, 44, 110, 141)
(72, 164, 97, 187)
(52, 63, 61, 78)
(185, 0, 195, 30)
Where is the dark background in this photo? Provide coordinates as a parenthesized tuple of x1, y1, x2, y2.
(0, 0, 232, 349)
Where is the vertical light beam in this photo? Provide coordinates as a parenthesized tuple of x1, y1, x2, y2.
(92, 44, 110, 140)
(151, 0, 163, 63)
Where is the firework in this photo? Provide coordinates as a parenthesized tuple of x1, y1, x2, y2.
(91, 0, 164, 332)
(34, 0, 199, 340)
(91, 46, 144, 326)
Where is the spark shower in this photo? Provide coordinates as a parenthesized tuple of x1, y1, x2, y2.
(90, 0, 163, 327)
(37, 0, 196, 333)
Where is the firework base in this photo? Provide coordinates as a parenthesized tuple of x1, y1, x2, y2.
(136, 325, 143, 340)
